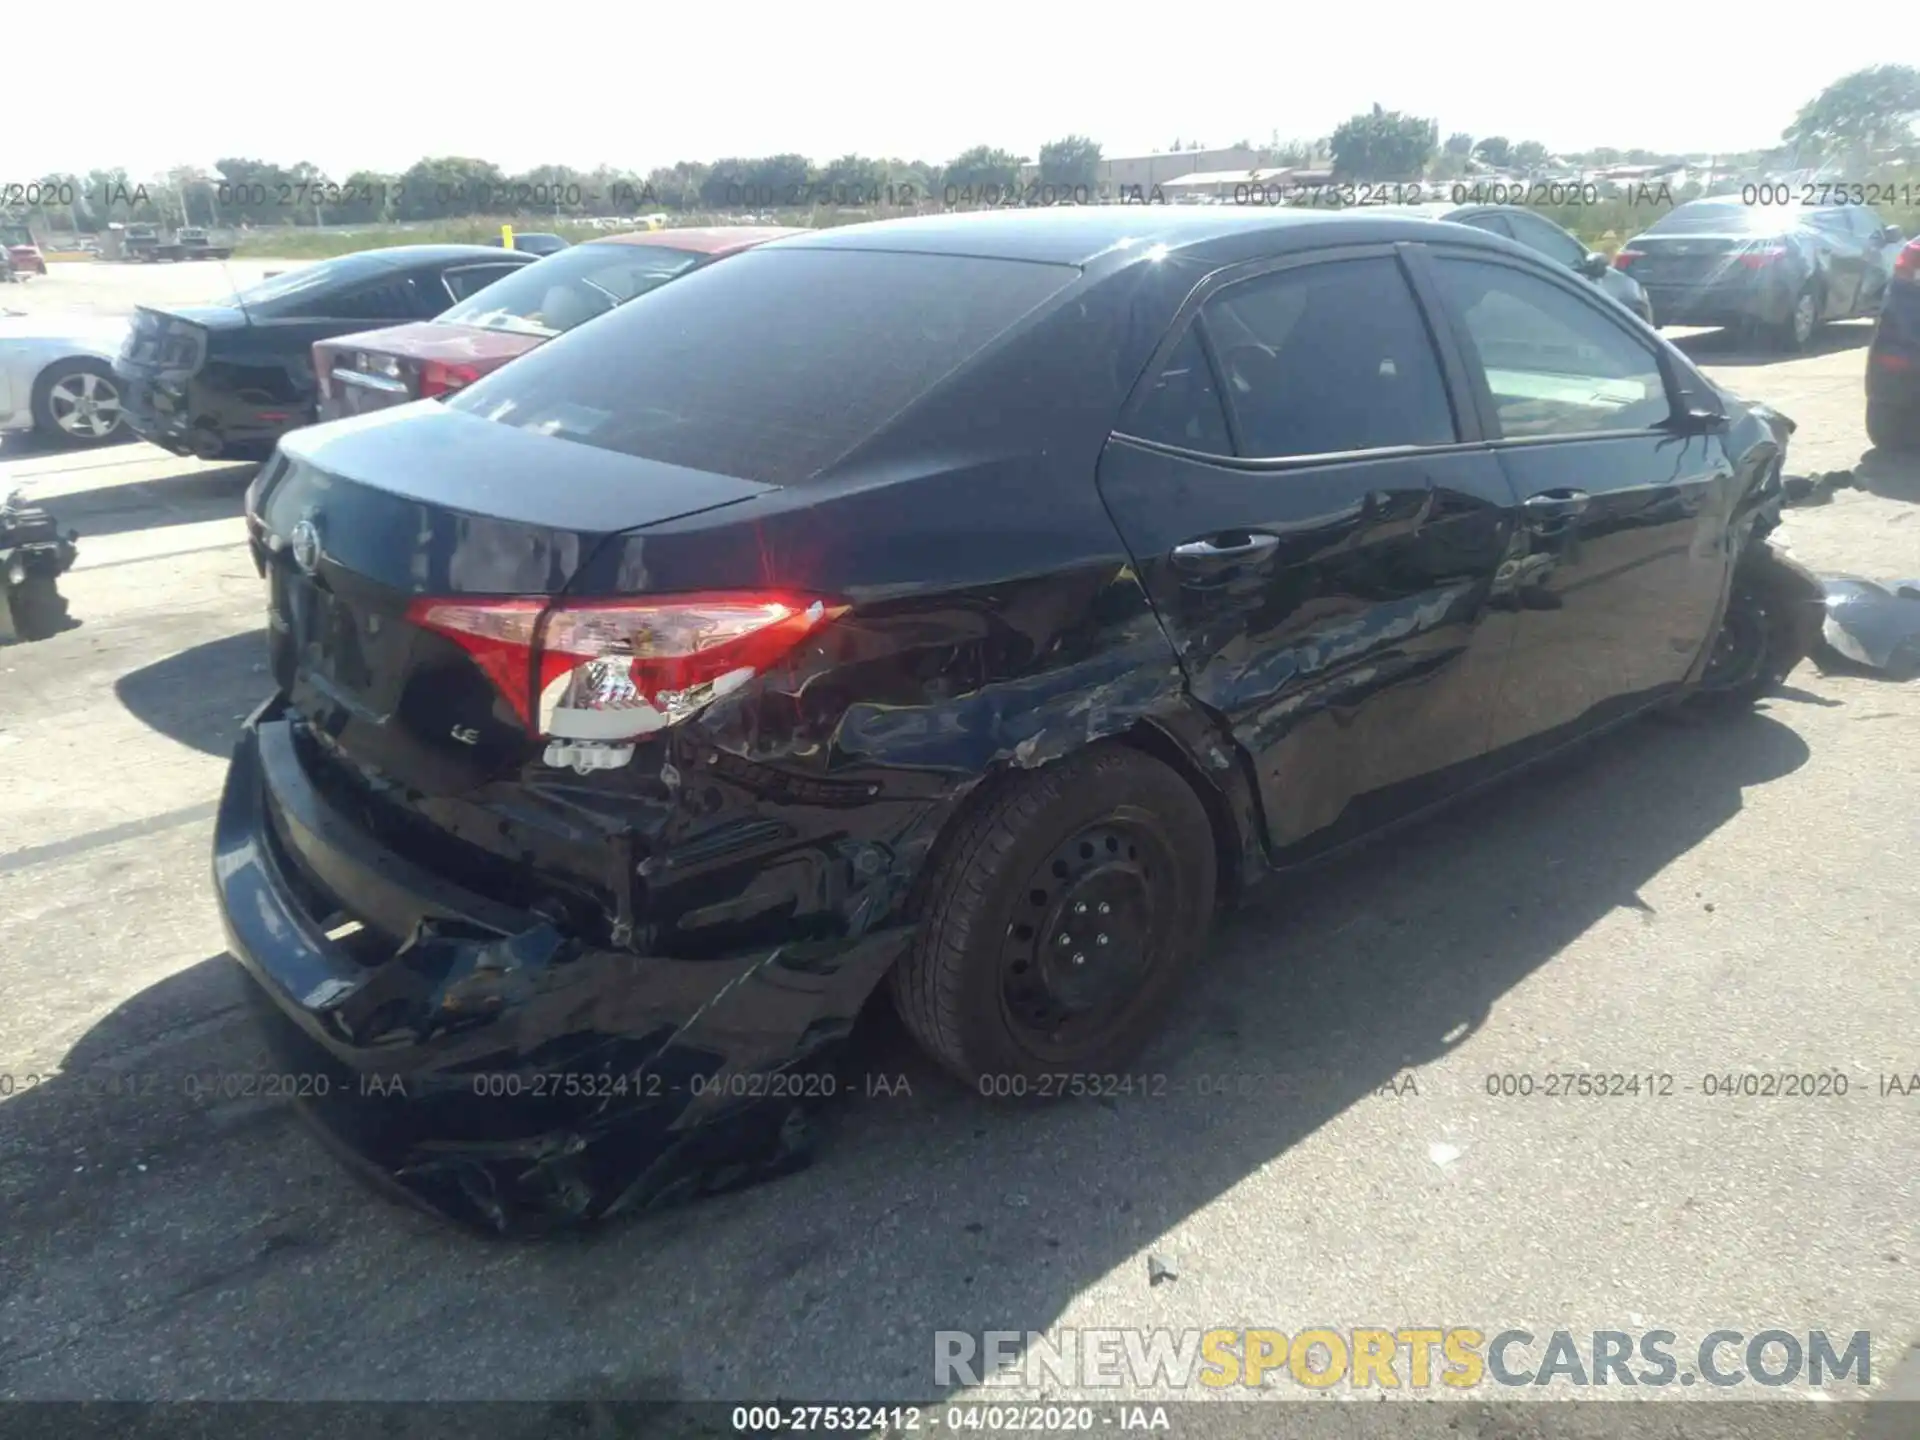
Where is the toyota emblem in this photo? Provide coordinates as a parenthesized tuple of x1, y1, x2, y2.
(290, 519, 321, 575)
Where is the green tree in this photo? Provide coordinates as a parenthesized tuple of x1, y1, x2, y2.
(1329, 104, 1437, 181)
(1473, 135, 1513, 168)
(396, 157, 507, 220)
(1783, 65, 1920, 166)
(1036, 135, 1102, 189)
(645, 162, 709, 211)
(1512, 140, 1550, 170)
(941, 145, 1026, 196)
(1444, 132, 1474, 157)
(813, 153, 889, 204)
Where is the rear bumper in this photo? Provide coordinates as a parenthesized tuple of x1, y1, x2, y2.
(212, 699, 910, 1231)
(1640, 278, 1795, 329)
(116, 369, 296, 459)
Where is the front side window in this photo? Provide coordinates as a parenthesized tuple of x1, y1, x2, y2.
(1201, 256, 1456, 458)
(1505, 212, 1587, 268)
(1433, 257, 1672, 438)
(321, 279, 421, 322)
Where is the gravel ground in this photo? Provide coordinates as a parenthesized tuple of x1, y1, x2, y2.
(0, 264, 1914, 1423)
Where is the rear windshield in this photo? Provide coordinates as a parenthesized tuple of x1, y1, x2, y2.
(439, 242, 703, 337)
(227, 255, 395, 316)
(448, 248, 1079, 485)
(1644, 202, 1800, 235)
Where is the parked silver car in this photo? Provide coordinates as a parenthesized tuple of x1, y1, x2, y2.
(0, 309, 132, 446)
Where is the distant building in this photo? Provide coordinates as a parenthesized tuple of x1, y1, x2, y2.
(1018, 147, 1262, 193)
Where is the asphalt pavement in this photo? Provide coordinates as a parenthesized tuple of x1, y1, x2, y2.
(0, 263, 1914, 1415)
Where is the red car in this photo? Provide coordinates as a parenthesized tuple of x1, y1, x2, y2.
(313, 227, 802, 421)
(2, 227, 48, 280)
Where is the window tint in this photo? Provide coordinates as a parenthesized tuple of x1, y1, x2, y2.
(1201, 257, 1455, 458)
(449, 248, 1078, 485)
(439, 243, 705, 336)
(1505, 211, 1587, 267)
(1455, 211, 1512, 237)
(1126, 327, 1230, 454)
(319, 279, 421, 322)
(1433, 258, 1671, 438)
(1807, 208, 1854, 236)
(441, 264, 525, 304)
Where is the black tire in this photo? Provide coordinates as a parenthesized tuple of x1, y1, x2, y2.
(31, 357, 126, 447)
(1689, 544, 1818, 714)
(891, 745, 1217, 1088)
(1866, 397, 1920, 453)
(1771, 284, 1820, 353)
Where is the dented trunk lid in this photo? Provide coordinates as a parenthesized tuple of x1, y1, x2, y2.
(249, 403, 774, 795)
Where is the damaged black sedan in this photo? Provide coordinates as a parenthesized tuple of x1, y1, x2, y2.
(217, 207, 1822, 1231)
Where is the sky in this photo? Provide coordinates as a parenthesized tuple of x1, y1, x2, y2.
(5, 4, 1905, 181)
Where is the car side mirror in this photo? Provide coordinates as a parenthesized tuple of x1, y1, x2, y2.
(1667, 400, 1727, 436)
(1577, 251, 1610, 279)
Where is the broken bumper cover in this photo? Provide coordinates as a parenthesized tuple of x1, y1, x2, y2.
(212, 699, 912, 1232)
(1819, 576, 1920, 678)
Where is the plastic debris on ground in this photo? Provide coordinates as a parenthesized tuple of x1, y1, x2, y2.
(1818, 576, 1920, 679)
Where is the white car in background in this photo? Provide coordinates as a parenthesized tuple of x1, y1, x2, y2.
(0, 308, 132, 446)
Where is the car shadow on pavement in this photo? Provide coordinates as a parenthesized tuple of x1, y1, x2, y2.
(1669, 320, 1874, 367)
(0, 430, 143, 463)
(39, 461, 257, 540)
(1856, 447, 1920, 504)
(0, 705, 1813, 1399)
(114, 629, 270, 756)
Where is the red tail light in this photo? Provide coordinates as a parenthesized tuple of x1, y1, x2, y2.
(1738, 246, 1788, 269)
(406, 591, 847, 763)
(419, 359, 483, 398)
(1612, 249, 1642, 269)
(1895, 240, 1920, 283)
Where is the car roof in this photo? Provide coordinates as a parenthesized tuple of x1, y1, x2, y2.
(592, 225, 810, 255)
(770, 206, 1517, 268)
(353, 243, 538, 269)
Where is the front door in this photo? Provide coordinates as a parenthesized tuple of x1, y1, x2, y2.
(1096, 248, 1520, 862)
(1420, 248, 1736, 756)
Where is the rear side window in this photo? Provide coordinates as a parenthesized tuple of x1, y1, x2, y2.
(1202, 257, 1456, 458)
(440, 264, 526, 304)
(1126, 328, 1230, 455)
(450, 249, 1079, 485)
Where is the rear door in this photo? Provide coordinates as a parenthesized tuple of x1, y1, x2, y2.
(1420, 246, 1732, 755)
(1095, 246, 1521, 861)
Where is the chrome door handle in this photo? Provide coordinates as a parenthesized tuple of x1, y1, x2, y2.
(1171, 532, 1281, 560)
(1522, 490, 1591, 520)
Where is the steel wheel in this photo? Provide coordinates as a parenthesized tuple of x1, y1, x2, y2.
(999, 818, 1175, 1061)
(892, 745, 1217, 1085)
(1693, 586, 1772, 710)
